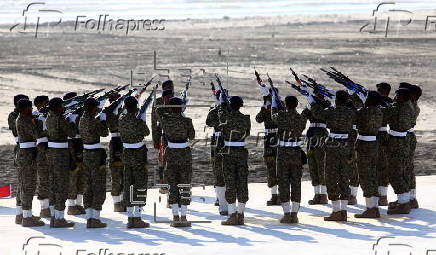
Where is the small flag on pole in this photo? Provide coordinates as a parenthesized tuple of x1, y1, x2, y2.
(0, 184, 12, 198)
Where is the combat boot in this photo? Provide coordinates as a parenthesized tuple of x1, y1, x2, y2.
(221, 213, 238, 226)
(409, 199, 419, 209)
(348, 196, 357, 205)
(67, 205, 82, 215)
(219, 211, 228, 216)
(76, 205, 86, 214)
(170, 216, 181, 227)
(237, 213, 244, 225)
(179, 216, 192, 227)
(280, 213, 293, 223)
(266, 194, 280, 206)
(324, 211, 345, 222)
(387, 202, 411, 215)
(378, 196, 388, 206)
(114, 202, 126, 212)
(53, 218, 75, 228)
(50, 216, 55, 227)
(40, 208, 51, 218)
(15, 214, 23, 224)
(87, 218, 107, 228)
(214, 199, 220, 206)
(388, 200, 399, 209)
(308, 194, 320, 205)
(319, 194, 328, 204)
(341, 210, 348, 221)
(354, 208, 380, 218)
(22, 217, 45, 227)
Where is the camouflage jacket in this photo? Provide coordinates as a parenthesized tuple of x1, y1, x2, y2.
(301, 97, 330, 138)
(78, 112, 109, 144)
(151, 97, 172, 144)
(411, 101, 420, 127)
(311, 103, 356, 134)
(16, 114, 38, 143)
(46, 111, 76, 142)
(206, 105, 221, 132)
(159, 112, 195, 144)
(383, 101, 415, 132)
(271, 108, 307, 141)
(380, 96, 393, 127)
(355, 105, 383, 136)
(119, 112, 150, 144)
(255, 106, 277, 129)
(218, 106, 251, 142)
(8, 109, 19, 138)
(106, 110, 120, 133)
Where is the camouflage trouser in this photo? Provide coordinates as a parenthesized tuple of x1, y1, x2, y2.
(211, 137, 225, 187)
(276, 147, 303, 203)
(356, 141, 378, 198)
(376, 132, 390, 187)
(68, 163, 85, 200)
(36, 144, 49, 200)
(349, 148, 359, 187)
(110, 137, 124, 196)
(307, 146, 326, 186)
(221, 147, 249, 204)
(14, 144, 21, 207)
(16, 148, 37, 210)
(264, 134, 278, 188)
(47, 148, 71, 211)
(387, 136, 410, 194)
(123, 146, 148, 207)
(83, 149, 107, 211)
(325, 143, 351, 201)
(406, 132, 417, 190)
(165, 147, 192, 205)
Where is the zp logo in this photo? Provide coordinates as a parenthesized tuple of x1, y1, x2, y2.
(22, 236, 63, 255)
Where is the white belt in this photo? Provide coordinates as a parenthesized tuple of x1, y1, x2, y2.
(36, 137, 48, 145)
(214, 132, 222, 137)
(278, 141, 302, 147)
(123, 141, 145, 149)
(83, 143, 103, 150)
(111, 132, 120, 138)
(265, 128, 278, 134)
(352, 125, 357, 130)
(389, 130, 407, 137)
(407, 128, 415, 133)
(68, 135, 81, 139)
(357, 135, 377, 142)
(48, 142, 69, 149)
(309, 123, 327, 128)
(224, 141, 245, 147)
(167, 142, 189, 149)
(329, 133, 349, 139)
(14, 136, 19, 143)
(19, 142, 36, 149)
(378, 126, 388, 132)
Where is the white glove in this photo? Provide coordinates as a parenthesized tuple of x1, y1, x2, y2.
(219, 92, 226, 104)
(68, 113, 78, 123)
(347, 89, 355, 95)
(357, 91, 367, 104)
(271, 93, 279, 108)
(98, 99, 107, 109)
(258, 84, 270, 96)
(99, 112, 107, 121)
(307, 95, 315, 105)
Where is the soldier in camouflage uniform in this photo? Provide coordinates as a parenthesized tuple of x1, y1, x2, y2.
(46, 97, 76, 228)
(63, 92, 86, 216)
(15, 99, 45, 227)
(301, 89, 330, 205)
(347, 97, 361, 206)
(33, 95, 51, 218)
(309, 90, 356, 222)
(159, 97, 195, 227)
(8, 94, 29, 224)
(119, 96, 151, 229)
(353, 91, 383, 218)
(152, 80, 174, 193)
(383, 88, 415, 214)
(206, 90, 228, 215)
(79, 98, 109, 228)
(105, 92, 126, 212)
(375, 83, 393, 206)
(218, 96, 251, 226)
(255, 89, 280, 206)
(271, 95, 307, 224)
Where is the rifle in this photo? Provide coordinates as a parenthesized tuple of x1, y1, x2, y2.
(210, 80, 216, 96)
(215, 73, 230, 104)
(255, 70, 264, 86)
(180, 77, 191, 105)
(94, 84, 130, 109)
(63, 88, 105, 108)
(289, 67, 303, 86)
(103, 89, 136, 115)
(266, 73, 283, 110)
(285, 80, 310, 97)
(135, 76, 158, 99)
(137, 84, 158, 120)
(321, 67, 366, 95)
(302, 74, 334, 99)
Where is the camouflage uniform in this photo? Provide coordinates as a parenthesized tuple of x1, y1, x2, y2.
(46, 111, 76, 213)
(16, 114, 38, 212)
(271, 107, 307, 207)
(311, 101, 356, 216)
(152, 97, 171, 183)
(79, 112, 108, 211)
(8, 109, 20, 208)
(406, 101, 419, 196)
(119, 112, 150, 208)
(159, 112, 195, 206)
(347, 97, 360, 203)
(218, 107, 251, 207)
(255, 106, 279, 189)
(35, 112, 50, 215)
(106, 110, 124, 200)
(206, 106, 225, 187)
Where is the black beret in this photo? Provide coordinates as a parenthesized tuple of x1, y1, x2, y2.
(17, 99, 32, 110)
(409, 85, 422, 98)
(124, 96, 138, 108)
(395, 88, 411, 99)
(14, 94, 29, 107)
(34, 95, 49, 106)
(162, 89, 174, 97)
(84, 97, 99, 109)
(376, 82, 391, 91)
(169, 97, 184, 105)
(367, 91, 382, 102)
(285, 95, 298, 106)
(399, 82, 412, 89)
(162, 80, 174, 89)
(335, 90, 349, 102)
(49, 97, 64, 110)
(229, 96, 244, 108)
(63, 92, 77, 100)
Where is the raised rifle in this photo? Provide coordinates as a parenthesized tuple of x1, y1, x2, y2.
(215, 73, 230, 107)
(137, 84, 158, 120)
(63, 88, 105, 108)
(302, 74, 334, 99)
(285, 80, 310, 97)
(181, 77, 191, 105)
(135, 76, 158, 99)
(266, 73, 283, 110)
(103, 89, 136, 115)
(321, 67, 366, 95)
